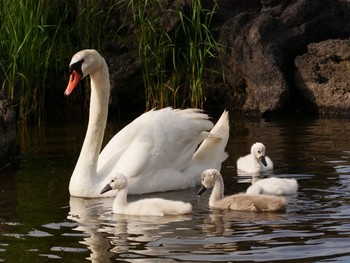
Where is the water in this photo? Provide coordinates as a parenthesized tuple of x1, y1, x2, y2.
(1, 114, 350, 262)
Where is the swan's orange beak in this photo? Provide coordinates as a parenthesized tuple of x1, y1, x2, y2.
(64, 70, 82, 96)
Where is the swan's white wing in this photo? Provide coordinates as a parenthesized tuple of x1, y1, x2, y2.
(97, 108, 213, 179)
(97, 110, 154, 177)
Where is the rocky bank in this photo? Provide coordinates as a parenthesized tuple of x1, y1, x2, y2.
(106, 0, 350, 117)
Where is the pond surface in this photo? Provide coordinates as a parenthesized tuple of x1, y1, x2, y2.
(1, 113, 350, 262)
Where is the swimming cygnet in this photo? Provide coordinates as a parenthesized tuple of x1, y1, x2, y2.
(100, 173, 192, 216)
(198, 169, 286, 212)
(237, 142, 273, 173)
(246, 177, 298, 196)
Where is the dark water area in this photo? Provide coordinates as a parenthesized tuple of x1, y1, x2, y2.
(1, 113, 350, 262)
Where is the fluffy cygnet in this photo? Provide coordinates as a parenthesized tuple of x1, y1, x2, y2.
(198, 169, 286, 212)
(237, 142, 273, 173)
(101, 173, 192, 216)
(246, 177, 298, 195)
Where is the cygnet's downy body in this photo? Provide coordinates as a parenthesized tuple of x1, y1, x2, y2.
(246, 177, 298, 196)
(101, 173, 192, 216)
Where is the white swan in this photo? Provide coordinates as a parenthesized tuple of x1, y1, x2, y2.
(246, 177, 298, 195)
(198, 169, 286, 212)
(100, 173, 192, 216)
(237, 142, 273, 173)
(65, 49, 230, 197)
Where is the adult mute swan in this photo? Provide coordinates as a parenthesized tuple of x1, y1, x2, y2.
(237, 142, 273, 173)
(246, 177, 298, 196)
(100, 173, 192, 216)
(65, 49, 230, 197)
(197, 169, 286, 212)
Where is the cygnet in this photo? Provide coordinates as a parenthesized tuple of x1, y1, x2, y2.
(198, 169, 286, 212)
(237, 142, 273, 173)
(101, 173, 192, 216)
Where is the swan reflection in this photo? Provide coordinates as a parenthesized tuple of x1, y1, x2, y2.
(68, 196, 114, 262)
(67, 196, 192, 262)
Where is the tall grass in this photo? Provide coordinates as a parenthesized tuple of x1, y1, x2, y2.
(0, 0, 118, 123)
(0, 0, 221, 123)
(129, 0, 220, 110)
(176, 0, 220, 109)
(0, 0, 60, 123)
(127, 0, 172, 109)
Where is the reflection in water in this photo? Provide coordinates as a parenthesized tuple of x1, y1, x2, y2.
(68, 197, 114, 262)
(201, 208, 287, 236)
(68, 196, 192, 262)
(2, 117, 350, 262)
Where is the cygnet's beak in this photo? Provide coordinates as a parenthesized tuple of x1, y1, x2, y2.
(100, 184, 112, 195)
(259, 155, 268, 167)
(197, 186, 207, 196)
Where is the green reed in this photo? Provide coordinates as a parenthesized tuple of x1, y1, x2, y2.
(176, 0, 220, 109)
(0, 0, 220, 123)
(0, 0, 117, 123)
(127, 0, 172, 109)
(129, 0, 220, 110)
(0, 0, 55, 123)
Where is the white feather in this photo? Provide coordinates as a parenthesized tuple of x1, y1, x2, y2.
(246, 177, 298, 195)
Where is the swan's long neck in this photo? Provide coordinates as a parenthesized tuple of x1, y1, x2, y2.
(209, 178, 224, 207)
(70, 59, 110, 195)
(81, 67, 110, 173)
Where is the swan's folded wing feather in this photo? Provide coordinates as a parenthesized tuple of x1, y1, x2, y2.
(98, 107, 214, 177)
(97, 110, 151, 175)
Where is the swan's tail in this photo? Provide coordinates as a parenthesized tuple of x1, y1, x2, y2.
(186, 110, 229, 181)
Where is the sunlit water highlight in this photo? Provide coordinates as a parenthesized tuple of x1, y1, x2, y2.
(1, 115, 350, 262)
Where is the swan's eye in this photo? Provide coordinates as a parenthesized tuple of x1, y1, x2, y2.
(69, 59, 84, 76)
(111, 179, 115, 182)
(258, 150, 261, 154)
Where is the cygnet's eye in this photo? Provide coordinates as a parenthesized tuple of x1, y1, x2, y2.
(111, 179, 115, 182)
(258, 150, 261, 154)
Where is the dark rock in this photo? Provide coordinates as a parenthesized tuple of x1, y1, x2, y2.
(0, 91, 16, 168)
(213, 0, 350, 116)
(106, 50, 145, 113)
(295, 39, 350, 116)
(100, 0, 350, 116)
(202, 0, 261, 22)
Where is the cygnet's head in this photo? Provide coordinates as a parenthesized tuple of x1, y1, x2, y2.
(251, 142, 268, 167)
(100, 173, 128, 195)
(197, 169, 222, 196)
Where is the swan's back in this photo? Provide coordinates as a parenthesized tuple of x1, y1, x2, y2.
(217, 194, 286, 212)
(246, 177, 298, 195)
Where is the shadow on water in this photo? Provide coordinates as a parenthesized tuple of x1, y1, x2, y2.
(1, 115, 350, 262)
